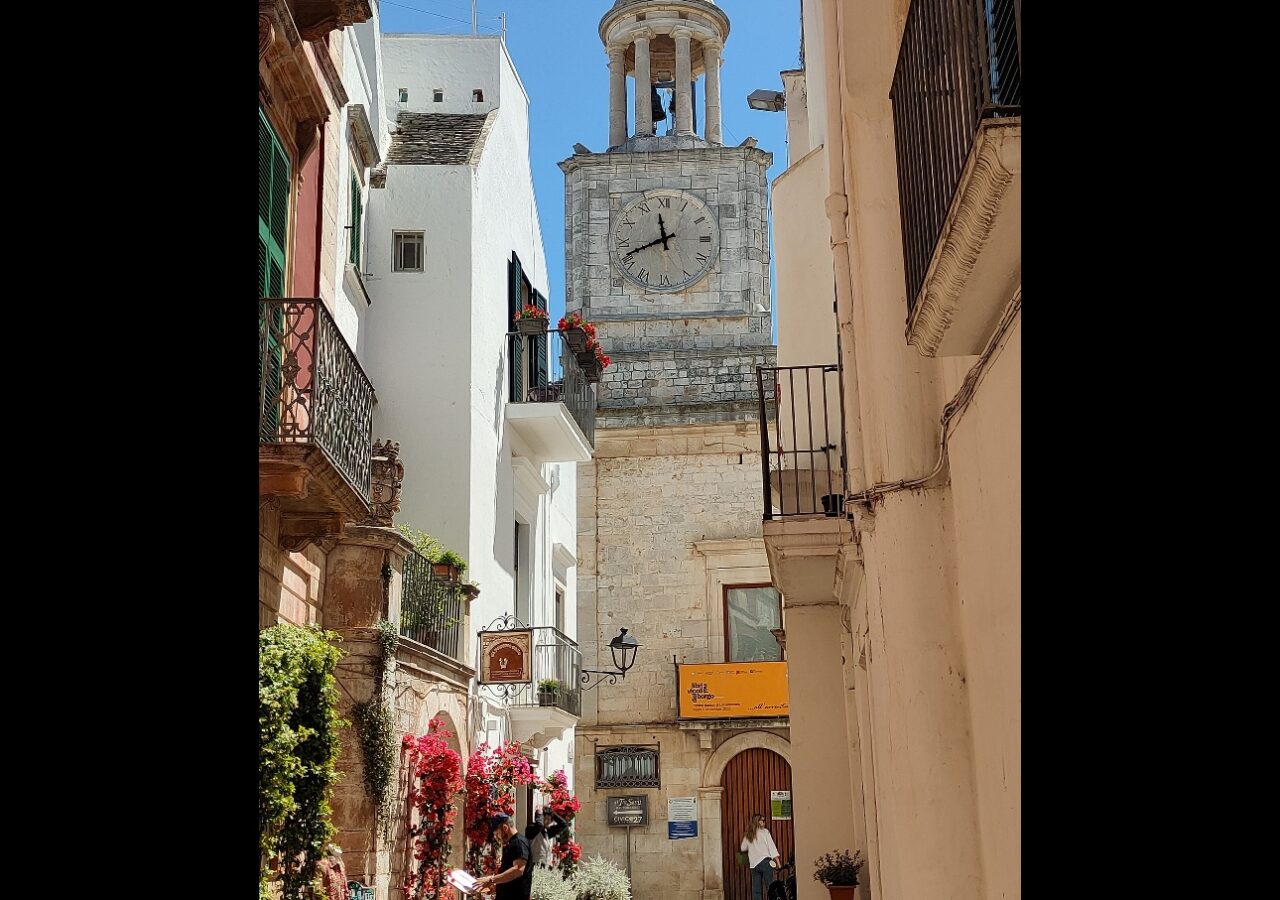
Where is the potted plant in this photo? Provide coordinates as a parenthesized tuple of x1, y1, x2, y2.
(558, 312, 590, 353)
(432, 550, 467, 581)
(537, 678, 562, 706)
(813, 850, 865, 900)
(514, 305, 549, 335)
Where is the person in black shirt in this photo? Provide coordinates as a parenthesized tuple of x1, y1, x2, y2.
(476, 813, 534, 900)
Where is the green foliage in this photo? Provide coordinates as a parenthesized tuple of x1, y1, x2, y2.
(396, 523, 468, 576)
(353, 621, 399, 830)
(539, 679, 562, 693)
(396, 523, 444, 561)
(259, 624, 347, 900)
(572, 855, 631, 900)
(812, 850, 865, 886)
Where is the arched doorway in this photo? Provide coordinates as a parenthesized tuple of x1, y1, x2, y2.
(720, 749, 794, 900)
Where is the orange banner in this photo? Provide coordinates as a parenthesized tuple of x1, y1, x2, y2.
(677, 662, 790, 719)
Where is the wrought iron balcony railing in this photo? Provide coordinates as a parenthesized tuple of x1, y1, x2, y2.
(507, 329, 596, 448)
(891, 0, 1022, 313)
(756, 364, 847, 520)
(511, 626, 582, 717)
(400, 550, 465, 660)
(259, 298, 375, 503)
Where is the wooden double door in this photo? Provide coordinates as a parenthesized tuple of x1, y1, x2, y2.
(720, 748, 795, 900)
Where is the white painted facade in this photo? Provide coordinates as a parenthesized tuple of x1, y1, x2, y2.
(331, 11, 387, 358)
(364, 34, 578, 794)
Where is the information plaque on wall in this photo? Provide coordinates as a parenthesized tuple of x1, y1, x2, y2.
(607, 795, 648, 827)
(478, 629, 532, 684)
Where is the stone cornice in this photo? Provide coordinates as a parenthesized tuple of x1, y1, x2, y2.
(559, 143, 772, 173)
(906, 119, 1021, 357)
(346, 103, 380, 168)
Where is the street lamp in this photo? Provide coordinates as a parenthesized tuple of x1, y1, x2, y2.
(581, 628, 642, 690)
(746, 89, 786, 112)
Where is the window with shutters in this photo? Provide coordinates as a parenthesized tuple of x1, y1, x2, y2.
(393, 232, 424, 272)
(507, 253, 547, 403)
(348, 173, 363, 268)
(258, 107, 290, 297)
(259, 107, 291, 440)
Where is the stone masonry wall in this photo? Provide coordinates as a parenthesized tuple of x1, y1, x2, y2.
(259, 504, 326, 628)
(576, 423, 764, 726)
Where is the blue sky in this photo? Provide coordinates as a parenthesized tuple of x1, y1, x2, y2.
(379, 0, 801, 325)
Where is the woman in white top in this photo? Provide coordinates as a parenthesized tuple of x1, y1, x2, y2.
(740, 813, 781, 900)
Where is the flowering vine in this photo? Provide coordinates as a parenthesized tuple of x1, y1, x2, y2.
(464, 741, 535, 876)
(402, 718, 463, 900)
(538, 768, 583, 878)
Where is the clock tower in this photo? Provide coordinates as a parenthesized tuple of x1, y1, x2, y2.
(563, 6, 784, 900)
(560, 0, 775, 430)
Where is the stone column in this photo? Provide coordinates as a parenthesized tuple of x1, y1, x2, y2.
(673, 27, 694, 135)
(608, 43, 627, 147)
(702, 39, 723, 144)
(634, 30, 654, 137)
(698, 786, 725, 900)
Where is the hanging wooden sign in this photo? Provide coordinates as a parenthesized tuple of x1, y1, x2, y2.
(479, 629, 532, 683)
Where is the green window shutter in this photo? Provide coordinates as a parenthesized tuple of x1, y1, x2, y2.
(259, 108, 290, 439)
(509, 255, 525, 402)
(349, 174, 362, 268)
(258, 108, 290, 297)
(533, 289, 548, 389)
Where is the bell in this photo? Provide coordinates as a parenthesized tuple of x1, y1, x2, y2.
(651, 85, 666, 123)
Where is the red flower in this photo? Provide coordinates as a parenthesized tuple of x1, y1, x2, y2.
(513, 305, 548, 322)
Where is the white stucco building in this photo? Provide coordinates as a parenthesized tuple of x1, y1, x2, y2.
(364, 34, 592, 805)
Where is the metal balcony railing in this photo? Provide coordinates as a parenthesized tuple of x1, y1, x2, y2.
(756, 364, 847, 520)
(400, 550, 465, 660)
(507, 329, 596, 447)
(891, 0, 1022, 313)
(511, 626, 582, 717)
(259, 298, 375, 502)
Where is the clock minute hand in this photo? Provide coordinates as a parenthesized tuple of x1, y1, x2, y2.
(623, 236, 665, 259)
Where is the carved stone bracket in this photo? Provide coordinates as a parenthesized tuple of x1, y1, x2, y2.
(292, 0, 374, 41)
(362, 439, 404, 527)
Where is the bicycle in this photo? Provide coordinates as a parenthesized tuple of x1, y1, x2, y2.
(766, 853, 798, 900)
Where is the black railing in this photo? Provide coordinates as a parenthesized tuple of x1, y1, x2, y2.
(507, 329, 596, 447)
(756, 365, 846, 520)
(890, 0, 1022, 313)
(259, 298, 375, 502)
(400, 550, 464, 660)
(511, 626, 582, 717)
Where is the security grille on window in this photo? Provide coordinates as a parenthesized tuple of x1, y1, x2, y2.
(595, 746, 659, 788)
(394, 232, 424, 272)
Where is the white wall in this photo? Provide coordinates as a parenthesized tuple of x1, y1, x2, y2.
(364, 165, 475, 558)
(382, 34, 501, 121)
(332, 8, 383, 356)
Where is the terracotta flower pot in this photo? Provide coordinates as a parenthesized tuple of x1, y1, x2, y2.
(516, 317, 547, 335)
(564, 326, 588, 352)
(432, 563, 460, 581)
(825, 885, 857, 900)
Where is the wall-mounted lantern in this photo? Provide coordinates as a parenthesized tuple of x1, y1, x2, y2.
(581, 628, 642, 690)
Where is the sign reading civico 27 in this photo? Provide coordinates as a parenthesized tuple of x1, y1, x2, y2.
(607, 796, 648, 827)
(479, 629, 532, 684)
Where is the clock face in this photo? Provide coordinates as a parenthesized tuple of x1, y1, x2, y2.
(610, 189, 720, 293)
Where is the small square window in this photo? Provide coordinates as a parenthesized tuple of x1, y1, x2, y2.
(473, 89, 484, 102)
(394, 232, 425, 272)
(433, 89, 444, 102)
(398, 87, 408, 102)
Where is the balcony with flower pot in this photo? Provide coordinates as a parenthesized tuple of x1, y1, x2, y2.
(506, 626, 582, 749)
(505, 327, 597, 463)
